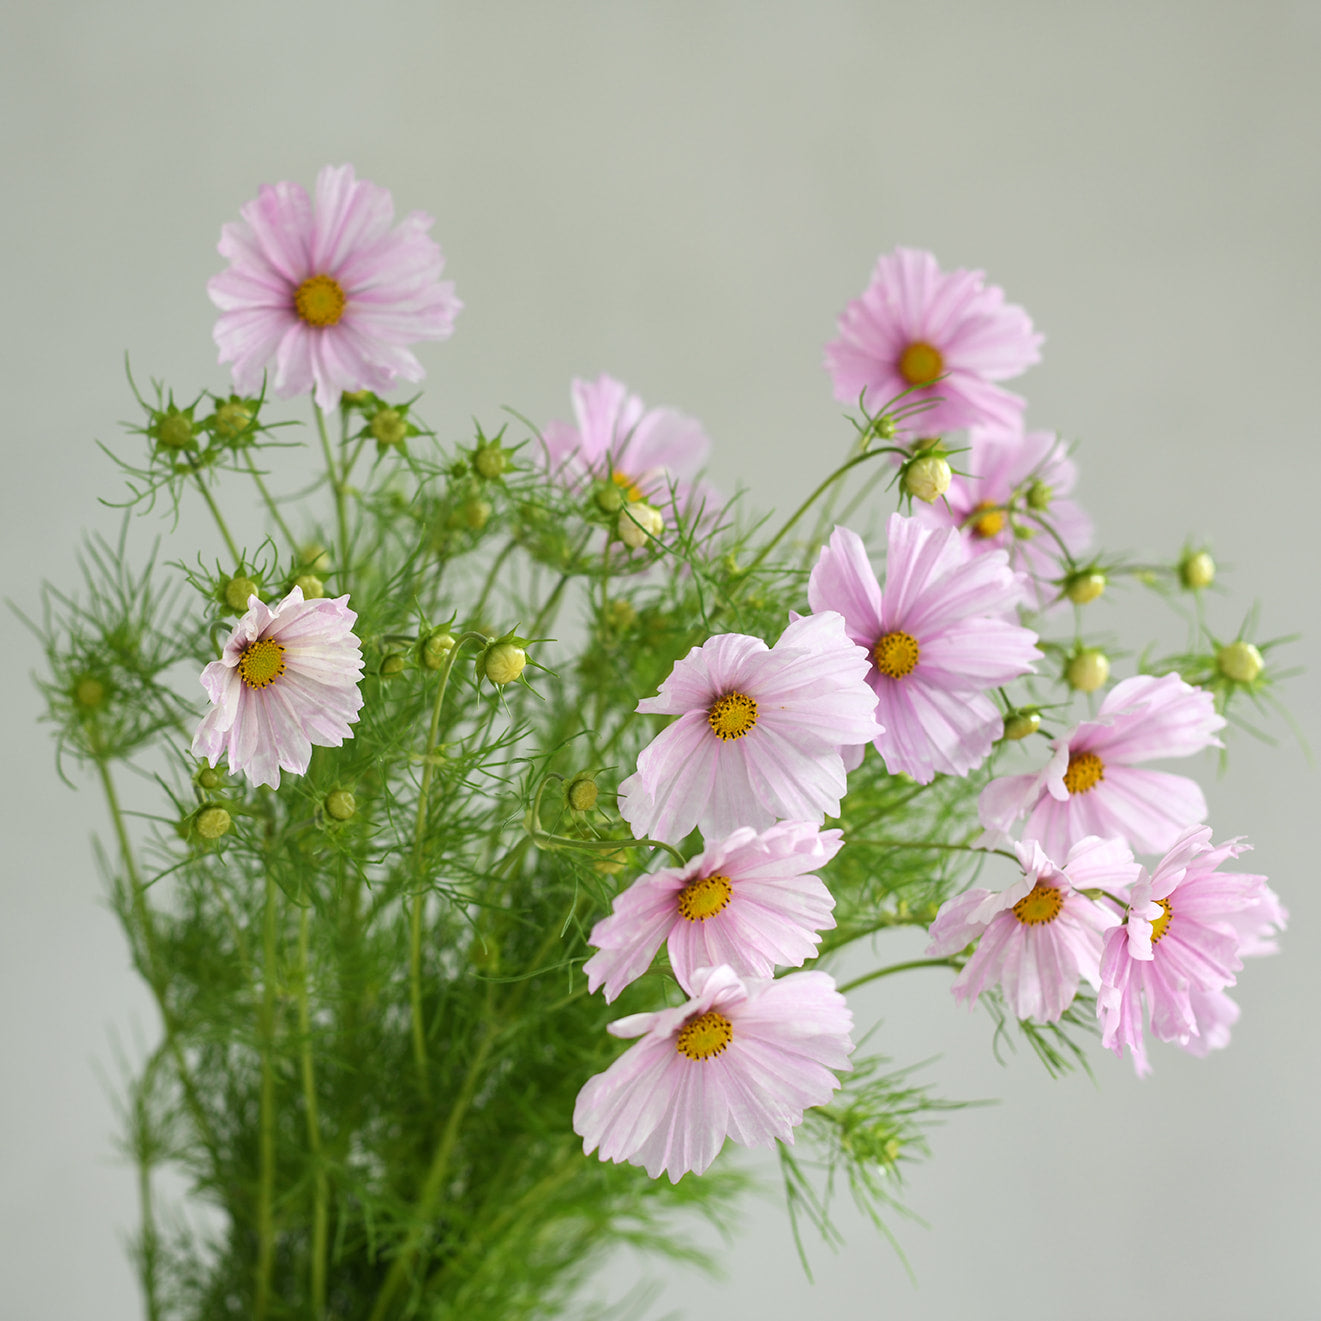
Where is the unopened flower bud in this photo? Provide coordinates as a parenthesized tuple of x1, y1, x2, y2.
(618, 503, 664, 548)
(870, 415, 898, 442)
(325, 790, 357, 821)
(73, 676, 106, 710)
(380, 653, 407, 677)
(223, 576, 260, 610)
(293, 574, 324, 599)
(483, 642, 527, 685)
(464, 498, 492, 531)
(370, 408, 408, 447)
(214, 399, 254, 440)
(1180, 550, 1216, 591)
(422, 630, 456, 670)
(565, 773, 599, 812)
(195, 807, 231, 841)
(902, 454, 951, 504)
(299, 544, 332, 575)
(1065, 571, 1106, 605)
(1217, 641, 1263, 684)
(1066, 648, 1110, 693)
(594, 482, 624, 515)
(1025, 480, 1053, 512)
(197, 767, 224, 790)
(154, 407, 196, 450)
(1002, 710, 1041, 741)
(473, 444, 512, 480)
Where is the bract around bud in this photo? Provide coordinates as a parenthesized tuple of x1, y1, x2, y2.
(1025, 479, 1053, 511)
(482, 641, 527, 685)
(1065, 647, 1110, 692)
(371, 407, 409, 447)
(150, 402, 199, 451)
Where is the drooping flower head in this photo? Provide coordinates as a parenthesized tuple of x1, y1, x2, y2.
(573, 964, 853, 1182)
(192, 586, 365, 789)
(541, 374, 718, 521)
(1098, 826, 1270, 1076)
(617, 613, 883, 844)
(978, 673, 1226, 860)
(909, 423, 1092, 602)
(808, 517, 1041, 784)
(209, 164, 462, 411)
(824, 247, 1043, 436)
(926, 836, 1135, 1023)
(584, 821, 842, 1002)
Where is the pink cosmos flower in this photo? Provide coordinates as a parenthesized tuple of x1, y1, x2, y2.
(584, 821, 842, 1002)
(926, 836, 1135, 1023)
(541, 374, 718, 520)
(208, 164, 462, 411)
(192, 586, 365, 789)
(573, 964, 853, 1182)
(1097, 826, 1269, 1076)
(824, 247, 1043, 436)
(617, 613, 883, 844)
(909, 424, 1092, 602)
(978, 673, 1225, 860)
(807, 517, 1041, 784)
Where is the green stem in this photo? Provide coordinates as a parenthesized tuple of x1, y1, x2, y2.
(244, 453, 298, 552)
(297, 907, 328, 1315)
(470, 539, 517, 624)
(848, 837, 1015, 862)
(254, 871, 279, 1321)
(192, 471, 241, 563)
(315, 405, 351, 592)
(839, 956, 960, 995)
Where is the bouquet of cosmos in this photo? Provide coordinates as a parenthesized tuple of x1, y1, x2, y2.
(27, 165, 1287, 1320)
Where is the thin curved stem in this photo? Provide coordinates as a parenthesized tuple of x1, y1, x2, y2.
(192, 472, 241, 563)
(839, 956, 960, 996)
(314, 405, 350, 591)
(244, 453, 298, 552)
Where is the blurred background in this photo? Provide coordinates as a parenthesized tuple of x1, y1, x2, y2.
(2, 2, 1318, 1317)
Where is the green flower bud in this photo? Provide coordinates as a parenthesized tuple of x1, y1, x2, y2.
(483, 642, 527, 686)
(473, 444, 512, 480)
(1065, 648, 1110, 693)
(464, 498, 492, 531)
(213, 399, 254, 440)
(299, 544, 332, 574)
(901, 454, 951, 504)
(1025, 480, 1053, 512)
(293, 574, 324, 600)
(325, 789, 357, 821)
(594, 482, 625, 514)
(153, 406, 197, 451)
(1065, 571, 1106, 605)
(223, 576, 260, 610)
(1180, 550, 1216, 591)
(565, 773, 599, 812)
(870, 414, 898, 442)
(422, 630, 456, 670)
(197, 767, 224, 790)
(1002, 710, 1041, 741)
(618, 503, 664, 549)
(371, 407, 408, 447)
(195, 806, 231, 841)
(1217, 641, 1263, 684)
(73, 675, 107, 710)
(380, 653, 407, 678)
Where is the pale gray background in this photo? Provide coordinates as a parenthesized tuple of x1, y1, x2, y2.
(2, 2, 1318, 1318)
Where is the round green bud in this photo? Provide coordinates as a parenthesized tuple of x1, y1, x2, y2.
(594, 482, 625, 515)
(483, 642, 527, 685)
(195, 806, 231, 841)
(1025, 480, 1054, 512)
(870, 415, 898, 442)
(380, 653, 407, 678)
(214, 400, 253, 440)
(618, 503, 664, 549)
(1002, 710, 1041, 741)
(902, 454, 952, 504)
(73, 676, 106, 710)
(223, 576, 259, 610)
(1180, 550, 1216, 591)
(293, 574, 324, 599)
(197, 767, 224, 790)
(565, 774, 599, 812)
(299, 544, 332, 574)
(1065, 648, 1110, 693)
(473, 445, 511, 480)
(1217, 641, 1264, 685)
(422, 630, 456, 670)
(912, 435, 942, 452)
(370, 408, 408, 447)
(155, 409, 195, 450)
(464, 498, 492, 531)
(325, 789, 357, 821)
(1066, 571, 1107, 605)
(1012, 522, 1038, 541)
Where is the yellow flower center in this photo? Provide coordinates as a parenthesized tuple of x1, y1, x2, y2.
(238, 638, 287, 689)
(873, 631, 920, 679)
(1149, 899, 1172, 945)
(1012, 881, 1065, 926)
(611, 470, 645, 503)
(677, 874, 734, 922)
(675, 1010, 734, 1061)
(294, 274, 347, 327)
(708, 692, 758, 740)
(970, 499, 1006, 539)
(1062, 751, 1105, 795)
(897, 340, 944, 386)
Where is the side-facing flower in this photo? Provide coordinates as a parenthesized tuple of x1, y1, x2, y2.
(824, 247, 1042, 435)
(573, 964, 853, 1182)
(209, 163, 462, 411)
(541, 374, 718, 520)
(617, 612, 882, 843)
(584, 821, 843, 1002)
(808, 517, 1041, 783)
(192, 586, 365, 789)
(1097, 826, 1269, 1076)
(978, 673, 1225, 860)
(926, 836, 1135, 1023)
